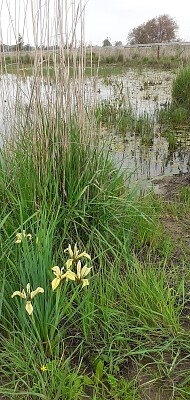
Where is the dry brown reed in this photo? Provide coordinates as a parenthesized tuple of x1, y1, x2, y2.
(0, 1, 95, 198)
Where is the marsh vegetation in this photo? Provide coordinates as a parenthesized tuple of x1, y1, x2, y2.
(1, 2, 190, 399)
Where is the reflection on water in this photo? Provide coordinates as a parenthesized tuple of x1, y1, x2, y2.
(0, 68, 190, 185)
(96, 68, 173, 115)
(95, 68, 190, 187)
(104, 129, 190, 189)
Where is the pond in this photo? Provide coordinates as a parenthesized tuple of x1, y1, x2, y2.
(0, 68, 190, 188)
(95, 68, 190, 189)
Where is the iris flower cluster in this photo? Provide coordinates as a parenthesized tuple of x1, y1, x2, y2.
(52, 244, 92, 291)
(12, 242, 92, 315)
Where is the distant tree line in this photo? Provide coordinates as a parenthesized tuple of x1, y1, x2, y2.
(0, 33, 61, 52)
(0, 16, 180, 52)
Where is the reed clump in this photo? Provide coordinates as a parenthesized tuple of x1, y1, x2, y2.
(159, 66, 190, 126)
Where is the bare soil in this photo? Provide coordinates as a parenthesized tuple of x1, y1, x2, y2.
(153, 173, 190, 200)
(153, 173, 190, 263)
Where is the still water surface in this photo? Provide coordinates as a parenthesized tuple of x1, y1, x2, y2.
(0, 68, 190, 186)
(96, 69, 190, 187)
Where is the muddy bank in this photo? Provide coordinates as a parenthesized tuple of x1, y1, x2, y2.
(153, 172, 190, 199)
(153, 172, 190, 264)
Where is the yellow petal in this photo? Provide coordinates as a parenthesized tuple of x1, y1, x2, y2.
(51, 277, 60, 291)
(81, 279, 89, 288)
(26, 283, 31, 294)
(64, 244, 73, 258)
(25, 301, 33, 315)
(15, 233, 23, 243)
(66, 259, 73, 270)
(41, 365, 47, 372)
(77, 260, 82, 279)
(31, 287, 44, 299)
(64, 271, 76, 281)
(78, 252, 91, 260)
(26, 234, 32, 241)
(69, 244, 74, 257)
(52, 266, 61, 277)
(74, 243, 79, 257)
(11, 289, 26, 299)
(81, 265, 92, 278)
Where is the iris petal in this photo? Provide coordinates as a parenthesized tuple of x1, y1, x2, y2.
(31, 287, 44, 299)
(51, 277, 60, 291)
(81, 265, 91, 278)
(81, 279, 89, 288)
(25, 301, 33, 315)
(11, 290, 26, 299)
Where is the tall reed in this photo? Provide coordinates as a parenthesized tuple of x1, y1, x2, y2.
(0, 0, 93, 206)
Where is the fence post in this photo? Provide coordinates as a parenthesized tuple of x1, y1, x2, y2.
(157, 45, 160, 60)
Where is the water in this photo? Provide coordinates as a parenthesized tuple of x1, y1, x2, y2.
(104, 129, 190, 190)
(95, 69, 190, 187)
(96, 68, 173, 115)
(0, 68, 190, 186)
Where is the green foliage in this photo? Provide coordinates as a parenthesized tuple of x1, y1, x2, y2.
(0, 332, 86, 399)
(159, 66, 190, 127)
(1, 170, 190, 397)
(1, 9, 190, 398)
(2, 51, 184, 76)
(161, 130, 178, 150)
(96, 98, 154, 140)
(102, 37, 112, 47)
(115, 41, 123, 47)
(172, 66, 190, 111)
(159, 104, 189, 126)
(107, 374, 141, 399)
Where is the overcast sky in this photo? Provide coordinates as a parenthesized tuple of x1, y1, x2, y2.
(85, 0, 190, 45)
(0, 0, 189, 46)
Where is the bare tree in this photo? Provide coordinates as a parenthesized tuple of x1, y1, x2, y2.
(127, 15, 179, 45)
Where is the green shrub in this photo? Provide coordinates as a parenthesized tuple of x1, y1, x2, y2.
(20, 53, 33, 64)
(5, 55, 11, 63)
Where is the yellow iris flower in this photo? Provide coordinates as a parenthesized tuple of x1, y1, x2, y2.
(51, 266, 76, 291)
(73, 260, 92, 288)
(11, 283, 44, 315)
(15, 230, 32, 244)
(64, 244, 91, 269)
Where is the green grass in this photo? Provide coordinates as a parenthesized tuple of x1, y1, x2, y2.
(1, 51, 186, 79)
(3, 62, 128, 79)
(95, 98, 154, 140)
(1, 21, 190, 400)
(172, 66, 190, 110)
(1, 116, 190, 398)
(159, 65, 190, 127)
